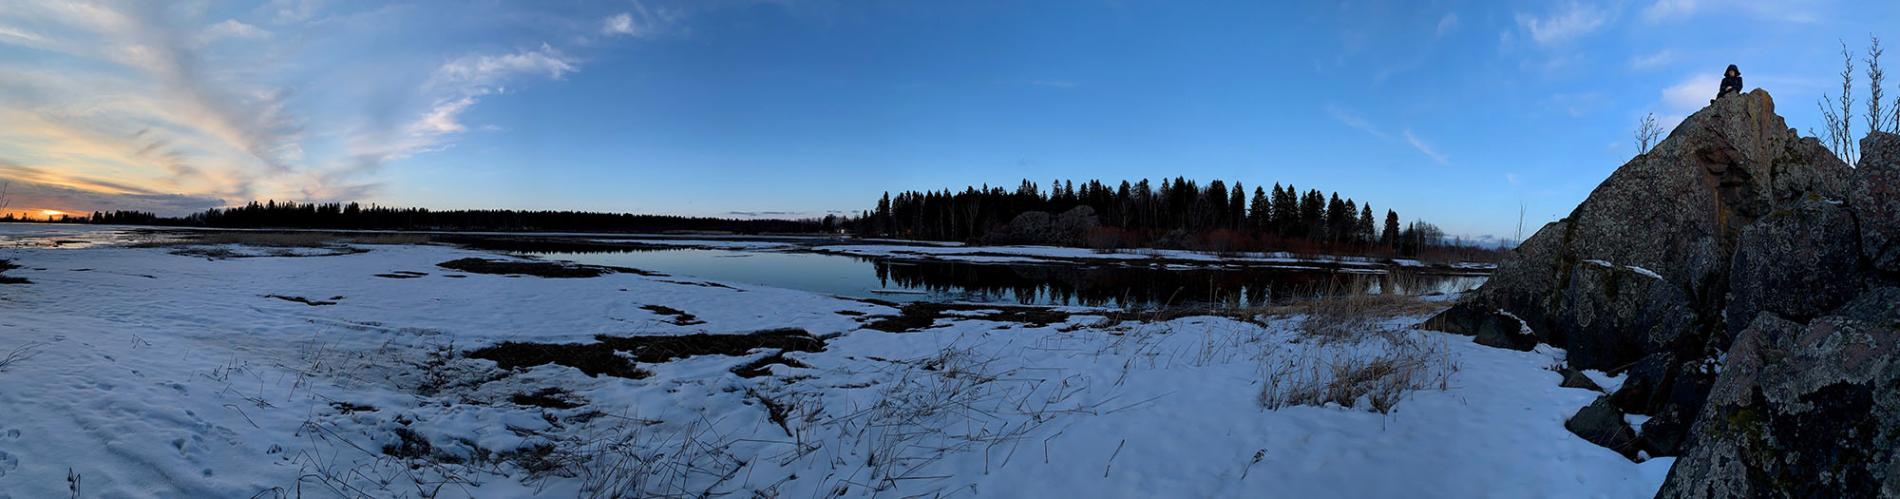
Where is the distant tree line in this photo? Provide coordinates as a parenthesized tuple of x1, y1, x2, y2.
(69, 201, 839, 234)
(858, 178, 1472, 258)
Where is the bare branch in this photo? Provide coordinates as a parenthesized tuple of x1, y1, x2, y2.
(1869, 35, 1888, 134)
(1821, 40, 1859, 164)
(1634, 113, 1662, 154)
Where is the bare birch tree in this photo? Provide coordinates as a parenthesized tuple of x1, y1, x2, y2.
(1819, 41, 1859, 164)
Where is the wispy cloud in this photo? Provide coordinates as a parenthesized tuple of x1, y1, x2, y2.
(1403, 129, 1450, 165)
(0, 1, 669, 212)
(408, 96, 478, 136)
(1435, 14, 1460, 37)
(1640, 0, 1821, 24)
(1515, 3, 1609, 46)
(262, 0, 325, 24)
(349, 44, 583, 171)
(1326, 105, 1389, 140)
(0, 0, 304, 206)
(432, 44, 576, 88)
(1640, 0, 1698, 23)
(602, 2, 683, 39)
(1628, 49, 1675, 70)
(1662, 73, 1720, 111)
(198, 19, 269, 45)
(1329, 105, 1448, 165)
(0, 177, 224, 215)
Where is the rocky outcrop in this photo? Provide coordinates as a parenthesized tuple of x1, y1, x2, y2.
(1657, 289, 1900, 498)
(1423, 89, 1900, 487)
(1460, 90, 1852, 375)
(1853, 132, 1900, 274)
(1657, 130, 1900, 495)
(1725, 198, 1861, 337)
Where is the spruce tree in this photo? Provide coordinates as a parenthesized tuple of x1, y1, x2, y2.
(1382, 209, 1401, 247)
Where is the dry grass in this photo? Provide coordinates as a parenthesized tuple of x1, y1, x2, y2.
(1258, 337, 1456, 414)
(0, 342, 43, 373)
(1253, 293, 1460, 414)
(1287, 293, 1443, 344)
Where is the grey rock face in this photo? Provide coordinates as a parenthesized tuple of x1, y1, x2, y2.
(1432, 90, 1851, 371)
(1725, 198, 1862, 337)
(1566, 396, 1640, 459)
(1853, 132, 1900, 274)
(1658, 291, 1900, 498)
(1417, 302, 1538, 351)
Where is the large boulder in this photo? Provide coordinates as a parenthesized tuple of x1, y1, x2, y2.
(1853, 131, 1900, 274)
(1416, 302, 1538, 351)
(1433, 90, 1852, 371)
(1725, 198, 1862, 338)
(1658, 289, 1900, 497)
(1420, 90, 1878, 465)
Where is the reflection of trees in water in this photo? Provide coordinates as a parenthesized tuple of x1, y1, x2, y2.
(871, 259, 1484, 308)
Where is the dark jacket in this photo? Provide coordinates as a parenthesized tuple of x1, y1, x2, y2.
(1718, 65, 1743, 97)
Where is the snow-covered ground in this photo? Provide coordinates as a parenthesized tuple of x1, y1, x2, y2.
(0, 242, 1663, 498)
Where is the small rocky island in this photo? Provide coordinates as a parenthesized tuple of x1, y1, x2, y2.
(1427, 89, 1900, 497)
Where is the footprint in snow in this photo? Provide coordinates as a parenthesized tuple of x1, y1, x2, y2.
(0, 449, 15, 477)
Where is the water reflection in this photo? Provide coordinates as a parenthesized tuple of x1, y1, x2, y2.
(871, 259, 1484, 307)
(531, 246, 1487, 308)
(0, 223, 179, 249)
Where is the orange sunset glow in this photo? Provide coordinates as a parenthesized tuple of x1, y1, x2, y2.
(0, 208, 79, 221)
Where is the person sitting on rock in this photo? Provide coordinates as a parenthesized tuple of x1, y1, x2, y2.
(1717, 64, 1743, 98)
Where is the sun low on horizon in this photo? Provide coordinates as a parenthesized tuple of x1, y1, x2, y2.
(0, 208, 76, 221)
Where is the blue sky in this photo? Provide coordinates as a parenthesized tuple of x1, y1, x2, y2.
(2, 0, 1896, 240)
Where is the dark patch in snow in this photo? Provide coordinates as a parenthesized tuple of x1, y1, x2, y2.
(656, 279, 740, 290)
(264, 294, 341, 306)
(510, 387, 584, 409)
(330, 401, 377, 414)
(374, 271, 429, 279)
(640, 305, 705, 326)
(466, 328, 824, 380)
(860, 302, 1071, 332)
(733, 352, 812, 378)
(0, 260, 27, 284)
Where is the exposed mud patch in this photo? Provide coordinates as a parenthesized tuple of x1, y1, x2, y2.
(641, 305, 705, 325)
(375, 271, 429, 279)
(330, 401, 378, 414)
(266, 294, 341, 306)
(510, 387, 585, 409)
(656, 279, 742, 290)
(733, 352, 812, 378)
(860, 302, 1072, 332)
(436, 258, 656, 278)
(467, 328, 824, 380)
(0, 260, 26, 284)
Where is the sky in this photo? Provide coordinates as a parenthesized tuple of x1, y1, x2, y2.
(2, 0, 1897, 241)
